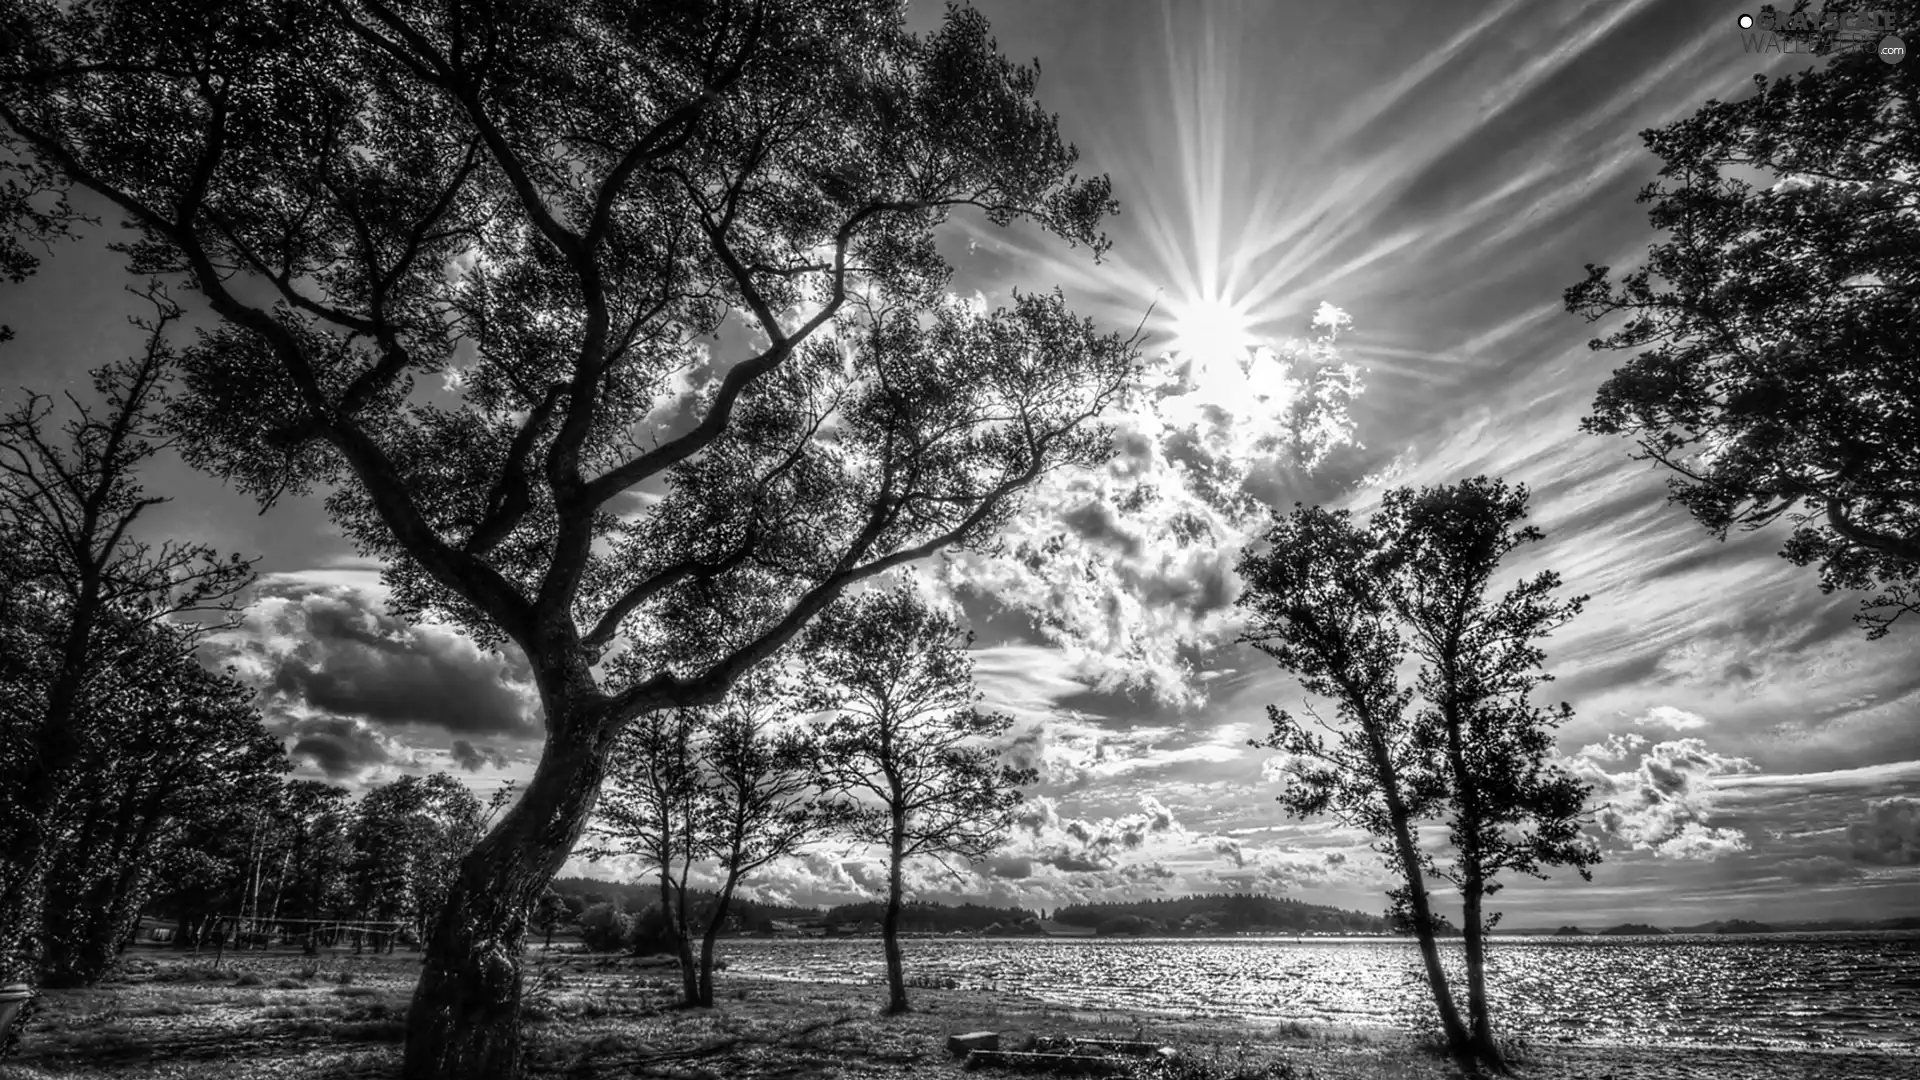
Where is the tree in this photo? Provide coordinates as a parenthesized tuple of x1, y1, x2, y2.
(688, 672, 830, 1005)
(0, 293, 255, 984)
(799, 581, 1035, 1014)
(1566, 0, 1920, 641)
(532, 887, 569, 953)
(586, 707, 705, 1000)
(0, 4, 1134, 1073)
(1234, 506, 1472, 1065)
(596, 673, 826, 1005)
(1373, 478, 1600, 1070)
(37, 642, 287, 986)
(348, 774, 490, 951)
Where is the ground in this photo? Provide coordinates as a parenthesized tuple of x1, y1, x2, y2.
(1, 949, 1911, 1079)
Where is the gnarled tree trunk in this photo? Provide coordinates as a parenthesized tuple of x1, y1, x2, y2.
(401, 716, 612, 1080)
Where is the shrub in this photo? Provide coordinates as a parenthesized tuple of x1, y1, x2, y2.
(577, 903, 635, 953)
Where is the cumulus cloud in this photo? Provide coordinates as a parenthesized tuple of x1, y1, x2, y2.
(215, 577, 541, 741)
(933, 306, 1367, 706)
(1572, 736, 1756, 859)
(1848, 796, 1920, 865)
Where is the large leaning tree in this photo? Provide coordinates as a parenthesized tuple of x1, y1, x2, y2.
(1566, 0, 1920, 641)
(0, 2, 1136, 1076)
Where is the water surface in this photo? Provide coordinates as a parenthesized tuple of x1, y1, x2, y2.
(717, 932, 1920, 1053)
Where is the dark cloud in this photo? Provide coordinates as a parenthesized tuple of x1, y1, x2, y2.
(1061, 501, 1144, 559)
(225, 581, 540, 740)
(1849, 796, 1920, 866)
(1039, 849, 1109, 874)
(288, 717, 391, 779)
(982, 856, 1034, 880)
(450, 739, 509, 773)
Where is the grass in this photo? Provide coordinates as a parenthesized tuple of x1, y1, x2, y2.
(3, 950, 1913, 1080)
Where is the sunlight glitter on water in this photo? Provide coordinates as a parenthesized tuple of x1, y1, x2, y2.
(722, 932, 1920, 1052)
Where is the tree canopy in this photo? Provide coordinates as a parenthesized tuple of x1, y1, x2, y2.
(1566, 0, 1920, 639)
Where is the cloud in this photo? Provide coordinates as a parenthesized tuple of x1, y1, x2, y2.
(1848, 796, 1920, 866)
(215, 576, 541, 741)
(450, 739, 509, 773)
(1649, 822, 1750, 861)
(1573, 736, 1756, 859)
(287, 717, 396, 779)
(1630, 706, 1709, 731)
(933, 308, 1368, 707)
(1776, 855, 1866, 885)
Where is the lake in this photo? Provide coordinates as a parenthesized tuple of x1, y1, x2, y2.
(716, 932, 1920, 1053)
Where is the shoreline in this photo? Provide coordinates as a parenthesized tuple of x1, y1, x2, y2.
(5, 951, 1916, 1080)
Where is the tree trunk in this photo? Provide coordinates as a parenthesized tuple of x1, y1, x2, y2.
(1384, 819, 1470, 1058)
(1462, 884, 1503, 1072)
(882, 813, 908, 1015)
(401, 718, 616, 1080)
(668, 880, 697, 1006)
(1368, 730, 1471, 1067)
(697, 871, 742, 1007)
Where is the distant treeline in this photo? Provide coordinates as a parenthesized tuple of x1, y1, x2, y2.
(1536, 916, 1920, 937)
(547, 877, 817, 933)
(542, 883, 1393, 938)
(1052, 893, 1392, 935)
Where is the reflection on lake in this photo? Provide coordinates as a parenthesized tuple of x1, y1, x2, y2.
(717, 933, 1920, 1052)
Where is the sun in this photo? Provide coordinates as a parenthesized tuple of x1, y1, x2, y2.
(1166, 293, 1257, 366)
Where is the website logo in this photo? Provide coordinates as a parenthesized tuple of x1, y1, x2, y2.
(1736, 7, 1904, 62)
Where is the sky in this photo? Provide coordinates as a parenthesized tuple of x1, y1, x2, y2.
(3, 0, 1917, 928)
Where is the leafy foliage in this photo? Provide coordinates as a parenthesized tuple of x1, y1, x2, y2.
(346, 774, 495, 946)
(0, 293, 255, 982)
(799, 578, 1034, 1012)
(1567, 0, 1920, 640)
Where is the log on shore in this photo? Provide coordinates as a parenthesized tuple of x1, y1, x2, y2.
(962, 1049, 1133, 1074)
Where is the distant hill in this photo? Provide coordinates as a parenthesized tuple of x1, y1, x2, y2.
(1597, 923, 1670, 936)
(547, 877, 820, 932)
(1552, 926, 1589, 936)
(1050, 894, 1392, 936)
(822, 900, 1043, 934)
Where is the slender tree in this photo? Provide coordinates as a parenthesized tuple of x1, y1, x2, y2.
(691, 672, 832, 1005)
(799, 581, 1035, 1015)
(1235, 507, 1472, 1066)
(586, 707, 705, 1002)
(1566, 0, 1920, 642)
(532, 887, 569, 953)
(0, 5, 1134, 1071)
(1375, 478, 1601, 1071)
(0, 292, 255, 983)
